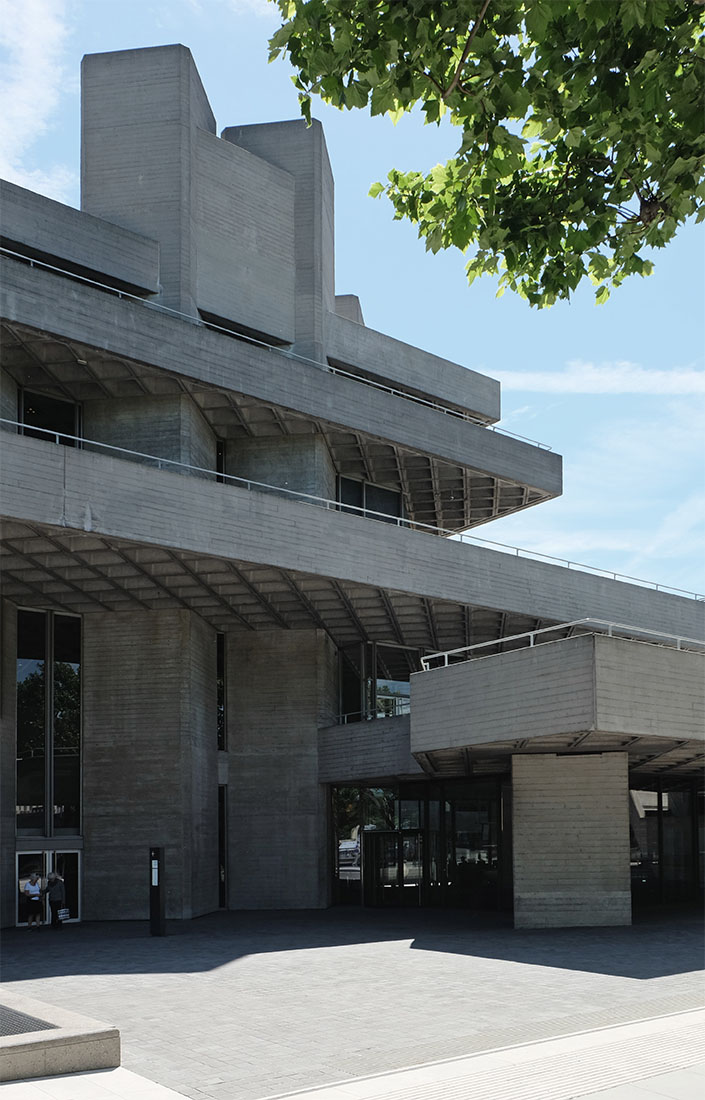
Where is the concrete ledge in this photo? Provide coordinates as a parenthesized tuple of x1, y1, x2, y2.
(0, 989, 120, 1082)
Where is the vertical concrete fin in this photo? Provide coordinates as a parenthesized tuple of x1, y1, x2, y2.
(81, 44, 216, 315)
(222, 119, 335, 362)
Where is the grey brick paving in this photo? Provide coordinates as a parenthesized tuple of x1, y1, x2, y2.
(1, 909, 703, 1100)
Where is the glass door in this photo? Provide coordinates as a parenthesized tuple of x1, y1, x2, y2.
(363, 831, 423, 906)
(16, 850, 80, 925)
(17, 852, 48, 926)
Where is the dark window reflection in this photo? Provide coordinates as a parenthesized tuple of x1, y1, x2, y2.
(16, 610, 81, 836)
(17, 611, 46, 833)
(216, 633, 226, 750)
(53, 615, 81, 833)
(20, 391, 80, 447)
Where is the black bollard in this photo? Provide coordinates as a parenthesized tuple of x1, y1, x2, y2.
(149, 846, 166, 936)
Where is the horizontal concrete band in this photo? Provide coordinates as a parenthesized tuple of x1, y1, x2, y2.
(0, 255, 562, 495)
(0, 181, 160, 294)
(411, 633, 705, 753)
(1, 433, 701, 635)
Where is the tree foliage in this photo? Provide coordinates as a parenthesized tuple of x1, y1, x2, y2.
(270, 0, 705, 306)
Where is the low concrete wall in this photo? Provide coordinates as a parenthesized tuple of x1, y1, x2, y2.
(0, 989, 120, 1082)
(319, 716, 422, 783)
(411, 635, 705, 754)
(512, 752, 631, 928)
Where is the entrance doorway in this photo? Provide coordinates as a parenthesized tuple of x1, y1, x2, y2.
(16, 850, 81, 926)
(333, 780, 509, 911)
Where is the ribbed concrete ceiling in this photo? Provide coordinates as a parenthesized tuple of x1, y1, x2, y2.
(0, 520, 553, 667)
(0, 320, 548, 532)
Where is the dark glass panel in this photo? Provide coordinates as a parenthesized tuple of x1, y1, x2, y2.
(52, 852, 79, 919)
(21, 391, 78, 447)
(629, 789, 660, 902)
(53, 615, 81, 833)
(217, 633, 226, 750)
(339, 476, 363, 514)
(365, 483, 402, 522)
(340, 644, 363, 723)
(218, 786, 227, 907)
(332, 787, 361, 903)
(17, 611, 46, 833)
(661, 789, 694, 900)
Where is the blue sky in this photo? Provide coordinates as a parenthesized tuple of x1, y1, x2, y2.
(1, 0, 703, 597)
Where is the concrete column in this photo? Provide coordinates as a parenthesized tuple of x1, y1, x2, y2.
(1, 367, 18, 429)
(0, 601, 17, 928)
(82, 609, 218, 920)
(512, 752, 631, 928)
(81, 45, 216, 315)
(226, 629, 336, 909)
(83, 393, 216, 473)
(222, 119, 335, 363)
(226, 434, 336, 499)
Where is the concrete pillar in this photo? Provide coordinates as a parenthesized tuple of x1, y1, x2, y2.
(82, 609, 218, 920)
(512, 752, 631, 928)
(81, 45, 216, 315)
(226, 629, 336, 909)
(222, 119, 335, 363)
(0, 367, 18, 429)
(83, 393, 216, 473)
(226, 434, 336, 500)
(0, 601, 17, 928)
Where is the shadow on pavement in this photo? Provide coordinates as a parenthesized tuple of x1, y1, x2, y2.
(1, 905, 702, 984)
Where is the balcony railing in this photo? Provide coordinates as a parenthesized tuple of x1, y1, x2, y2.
(420, 618, 705, 671)
(1, 245, 550, 447)
(3, 419, 703, 601)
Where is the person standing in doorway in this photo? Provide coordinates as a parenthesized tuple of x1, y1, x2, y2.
(44, 871, 66, 929)
(24, 872, 43, 929)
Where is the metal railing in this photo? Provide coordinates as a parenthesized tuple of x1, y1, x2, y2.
(3, 418, 703, 601)
(1, 244, 551, 448)
(420, 618, 705, 671)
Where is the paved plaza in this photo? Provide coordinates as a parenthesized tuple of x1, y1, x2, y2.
(1, 908, 704, 1099)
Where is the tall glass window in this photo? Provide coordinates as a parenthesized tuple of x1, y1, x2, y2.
(216, 633, 226, 750)
(16, 610, 81, 836)
(16, 611, 47, 833)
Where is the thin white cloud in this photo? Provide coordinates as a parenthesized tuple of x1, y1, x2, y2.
(484, 397, 705, 593)
(494, 359, 705, 395)
(0, 0, 76, 202)
(225, 0, 278, 16)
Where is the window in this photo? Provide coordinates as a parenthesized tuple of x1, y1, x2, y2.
(16, 610, 81, 835)
(19, 390, 81, 447)
(216, 633, 226, 750)
(338, 477, 404, 524)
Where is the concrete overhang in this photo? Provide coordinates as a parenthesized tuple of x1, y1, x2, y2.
(327, 311, 500, 424)
(1, 436, 703, 650)
(0, 181, 160, 295)
(410, 633, 705, 781)
(0, 255, 562, 511)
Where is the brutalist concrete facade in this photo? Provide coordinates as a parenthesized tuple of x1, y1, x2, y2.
(1, 46, 702, 930)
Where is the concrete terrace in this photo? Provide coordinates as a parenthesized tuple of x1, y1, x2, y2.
(1, 909, 703, 1099)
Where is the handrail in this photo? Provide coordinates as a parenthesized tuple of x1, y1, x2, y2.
(327, 364, 552, 449)
(0, 244, 551, 448)
(3, 418, 703, 601)
(420, 618, 705, 670)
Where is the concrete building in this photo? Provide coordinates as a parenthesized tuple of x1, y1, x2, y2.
(1, 45, 703, 931)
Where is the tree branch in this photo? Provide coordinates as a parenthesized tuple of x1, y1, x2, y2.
(442, 0, 493, 101)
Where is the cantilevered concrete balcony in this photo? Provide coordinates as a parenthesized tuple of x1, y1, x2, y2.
(1, 435, 703, 652)
(0, 253, 561, 532)
(410, 631, 705, 781)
